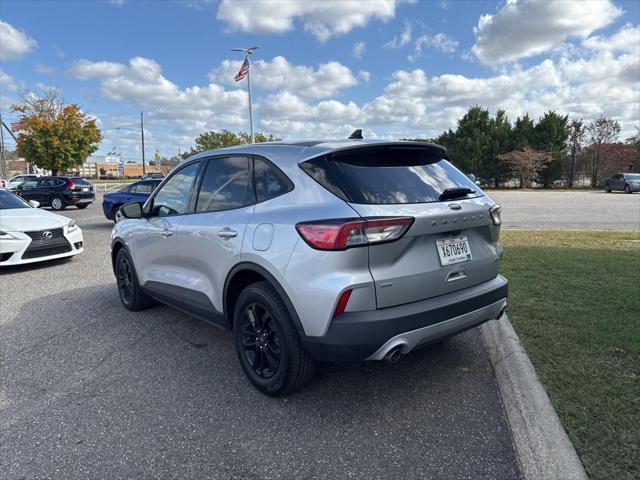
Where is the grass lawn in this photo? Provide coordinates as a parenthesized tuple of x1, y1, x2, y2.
(500, 230, 640, 480)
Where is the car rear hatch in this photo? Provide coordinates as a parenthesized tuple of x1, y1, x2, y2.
(301, 143, 501, 309)
(71, 178, 95, 199)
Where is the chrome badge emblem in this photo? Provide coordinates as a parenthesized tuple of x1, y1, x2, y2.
(448, 203, 462, 210)
(43, 231, 53, 240)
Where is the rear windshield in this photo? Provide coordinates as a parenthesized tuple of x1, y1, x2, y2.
(72, 178, 92, 185)
(301, 146, 481, 204)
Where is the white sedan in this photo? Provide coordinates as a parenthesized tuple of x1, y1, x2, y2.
(0, 189, 84, 266)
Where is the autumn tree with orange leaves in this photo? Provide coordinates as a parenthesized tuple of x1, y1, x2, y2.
(11, 88, 102, 176)
(498, 147, 553, 188)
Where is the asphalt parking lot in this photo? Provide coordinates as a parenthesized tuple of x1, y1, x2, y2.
(1, 192, 521, 479)
(3, 189, 637, 479)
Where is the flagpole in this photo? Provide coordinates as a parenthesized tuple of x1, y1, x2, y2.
(246, 55, 255, 144)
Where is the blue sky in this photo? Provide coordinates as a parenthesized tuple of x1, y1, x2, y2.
(1, 0, 639, 161)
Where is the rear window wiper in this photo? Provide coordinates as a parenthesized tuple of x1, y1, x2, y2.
(439, 187, 475, 201)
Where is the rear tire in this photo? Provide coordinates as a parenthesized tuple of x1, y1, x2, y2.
(625, 184, 631, 194)
(233, 281, 316, 396)
(50, 195, 65, 210)
(604, 183, 611, 193)
(115, 248, 156, 311)
(76, 204, 89, 209)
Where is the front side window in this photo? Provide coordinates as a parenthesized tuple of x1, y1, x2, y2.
(150, 162, 200, 217)
(196, 156, 253, 213)
(254, 157, 293, 203)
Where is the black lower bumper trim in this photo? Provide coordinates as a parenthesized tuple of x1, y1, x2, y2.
(302, 275, 508, 362)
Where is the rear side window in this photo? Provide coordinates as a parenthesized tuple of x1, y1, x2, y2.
(301, 146, 481, 204)
(196, 156, 253, 213)
(254, 157, 293, 203)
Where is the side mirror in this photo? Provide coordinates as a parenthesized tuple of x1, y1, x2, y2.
(29, 200, 40, 208)
(120, 201, 144, 219)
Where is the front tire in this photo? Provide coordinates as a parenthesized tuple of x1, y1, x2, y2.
(50, 195, 65, 210)
(604, 183, 611, 193)
(233, 281, 316, 396)
(115, 248, 156, 311)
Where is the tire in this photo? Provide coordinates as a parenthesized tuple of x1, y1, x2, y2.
(624, 184, 631, 194)
(233, 281, 316, 396)
(76, 204, 89, 209)
(115, 248, 156, 311)
(50, 195, 65, 211)
(604, 183, 611, 193)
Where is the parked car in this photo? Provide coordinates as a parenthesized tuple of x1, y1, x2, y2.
(102, 179, 162, 221)
(604, 173, 640, 193)
(111, 137, 508, 396)
(6, 174, 39, 189)
(11, 176, 95, 210)
(0, 189, 84, 266)
(141, 172, 164, 180)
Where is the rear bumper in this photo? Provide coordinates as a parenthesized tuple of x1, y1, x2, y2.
(302, 275, 508, 362)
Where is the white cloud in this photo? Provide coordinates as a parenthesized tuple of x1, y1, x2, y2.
(35, 64, 56, 75)
(110, 0, 127, 5)
(209, 56, 358, 99)
(582, 24, 640, 54)
(353, 41, 366, 59)
(217, 0, 402, 41)
(0, 69, 19, 92)
(408, 33, 458, 61)
(0, 20, 37, 60)
(358, 70, 371, 83)
(68, 59, 129, 80)
(471, 0, 622, 65)
(384, 20, 412, 48)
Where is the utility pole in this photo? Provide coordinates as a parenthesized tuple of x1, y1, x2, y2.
(231, 46, 259, 143)
(0, 114, 6, 179)
(140, 111, 146, 175)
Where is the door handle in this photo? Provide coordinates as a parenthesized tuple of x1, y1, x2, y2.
(161, 230, 173, 238)
(217, 228, 238, 239)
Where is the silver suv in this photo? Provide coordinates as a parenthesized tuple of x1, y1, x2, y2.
(111, 138, 508, 396)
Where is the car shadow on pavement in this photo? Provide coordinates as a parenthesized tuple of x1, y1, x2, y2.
(2, 283, 519, 480)
(0, 256, 73, 274)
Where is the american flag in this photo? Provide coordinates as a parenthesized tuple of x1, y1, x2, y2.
(10, 120, 23, 132)
(234, 57, 249, 82)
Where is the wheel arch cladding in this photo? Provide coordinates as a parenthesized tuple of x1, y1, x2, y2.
(111, 240, 127, 275)
(224, 262, 305, 335)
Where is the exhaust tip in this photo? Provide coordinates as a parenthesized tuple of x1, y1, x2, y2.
(384, 346, 404, 363)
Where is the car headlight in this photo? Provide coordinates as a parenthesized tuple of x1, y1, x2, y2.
(67, 220, 79, 232)
(0, 230, 17, 239)
(489, 205, 502, 226)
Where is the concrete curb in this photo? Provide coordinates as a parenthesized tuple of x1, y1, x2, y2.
(481, 315, 589, 480)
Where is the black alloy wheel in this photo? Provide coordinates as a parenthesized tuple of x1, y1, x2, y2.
(117, 254, 134, 306)
(240, 302, 281, 379)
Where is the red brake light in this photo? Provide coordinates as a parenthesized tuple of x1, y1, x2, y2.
(333, 289, 353, 319)
(296, 217, 413, 251)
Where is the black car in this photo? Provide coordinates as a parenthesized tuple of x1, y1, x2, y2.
(12, 176, 95, 210)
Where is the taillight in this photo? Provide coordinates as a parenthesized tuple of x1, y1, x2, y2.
(66, 179, 75, 190)
(332, 289, 353, 319)
(489, 205, 501, 226)
(296, 217, 413, 251)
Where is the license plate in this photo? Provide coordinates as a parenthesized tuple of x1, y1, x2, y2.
(82, 187, 89, 192)
(436, 236, 472, 266)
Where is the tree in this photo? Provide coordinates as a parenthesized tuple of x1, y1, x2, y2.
(185, 129, 279, 156)
(533, 111, 569, 187)
(11, 88, 102, 175)
(99, 167, 107, 177)
(498, 147, 553, 188)
(511, 114, 535, 150)
(566, 119, 586, 187)
(586, 116, 621, 187)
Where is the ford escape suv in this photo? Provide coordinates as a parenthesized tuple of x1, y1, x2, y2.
(111, 137, 508, 396)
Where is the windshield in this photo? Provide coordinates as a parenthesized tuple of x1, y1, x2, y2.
(0, 189, 31, 209)
(625, 173, 640, 181)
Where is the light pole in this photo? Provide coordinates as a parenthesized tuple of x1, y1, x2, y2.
(231, 46, 259, 143)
